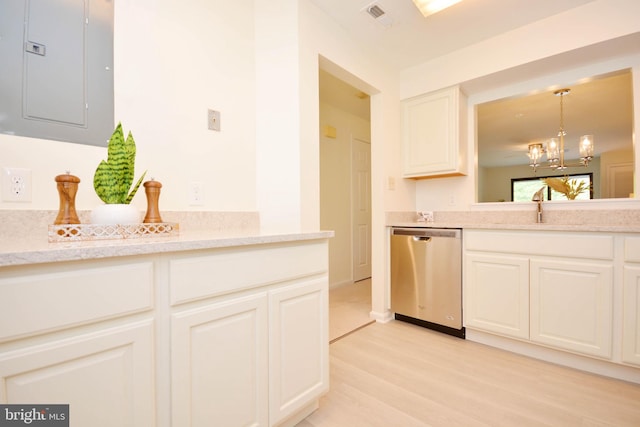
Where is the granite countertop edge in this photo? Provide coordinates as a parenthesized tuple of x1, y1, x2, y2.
(0, 230, 335, 268)
(387, 222, 640, 233)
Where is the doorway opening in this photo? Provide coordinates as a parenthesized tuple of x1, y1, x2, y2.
(319, 67, 373, 341)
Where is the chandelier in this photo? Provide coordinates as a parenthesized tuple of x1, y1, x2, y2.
(528, 88, 594, 172)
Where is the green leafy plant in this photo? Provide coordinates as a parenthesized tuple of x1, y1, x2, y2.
(93, 123, 147, 204)
(542, 176, 589, 200)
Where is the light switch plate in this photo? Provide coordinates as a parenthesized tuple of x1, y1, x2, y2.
(208, 109, 221, 131)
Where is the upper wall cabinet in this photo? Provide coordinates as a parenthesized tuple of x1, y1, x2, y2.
(401, 86, 467, 178)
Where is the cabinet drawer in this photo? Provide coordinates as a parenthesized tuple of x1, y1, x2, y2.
(0, 259, 154, 341)
(465, 230, 613, 260)
(169, 240, 328, 305)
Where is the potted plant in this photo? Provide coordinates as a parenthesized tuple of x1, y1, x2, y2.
(542, 177, 589, 200)
(90, 123, 147, 224)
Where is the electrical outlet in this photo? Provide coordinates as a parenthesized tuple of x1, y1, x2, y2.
(207, 109, 221, 131)
(189, 181, 204, 205)
(2, 167, 32, 202)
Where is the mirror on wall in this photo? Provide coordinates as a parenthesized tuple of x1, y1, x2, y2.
(477, 70, 634, 203)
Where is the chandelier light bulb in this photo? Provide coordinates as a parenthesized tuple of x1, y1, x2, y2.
(547, 138, 559, 163)
(579, 135, 594, 160)
(528, 143, 543, 167)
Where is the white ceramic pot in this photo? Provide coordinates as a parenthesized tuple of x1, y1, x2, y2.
(91, 204, 141, 225)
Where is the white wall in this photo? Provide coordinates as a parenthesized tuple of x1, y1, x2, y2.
(0, 0, 257, 213)
(320, 102, 370, 288)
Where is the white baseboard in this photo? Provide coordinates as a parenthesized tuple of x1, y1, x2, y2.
(370, 310, 393, 323)
(329, 279, 355, 290)
(466, 328, 640, 384)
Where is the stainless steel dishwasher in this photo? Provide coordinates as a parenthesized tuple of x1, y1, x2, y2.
(390, 227, 464, 338)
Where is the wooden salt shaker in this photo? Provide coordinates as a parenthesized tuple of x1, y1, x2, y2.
(143, 179, 163, 223)
(54, 173, 81, 224)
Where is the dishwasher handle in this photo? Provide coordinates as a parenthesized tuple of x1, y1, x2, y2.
(392, 227, 460, 239)
(412, 236, 431, 242)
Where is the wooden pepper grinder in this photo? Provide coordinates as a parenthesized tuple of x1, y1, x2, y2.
(54, 172, 81, 224)
(143, 179, 163, 223)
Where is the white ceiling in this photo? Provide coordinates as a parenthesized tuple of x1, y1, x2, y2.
(309, 0, 596, 70)
(315, 0, 635, 168)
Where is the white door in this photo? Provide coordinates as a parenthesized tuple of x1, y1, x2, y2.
(352, 137, 371, 282)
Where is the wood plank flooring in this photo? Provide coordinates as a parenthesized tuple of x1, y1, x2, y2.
(329, 279, 374, 342)
(299, 320, 640, 427)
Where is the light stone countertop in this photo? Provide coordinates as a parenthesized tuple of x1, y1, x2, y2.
(0, 210, 333, 267)
(388, 221, 640, 233)
(386, 208, 640, 233)
(0, 229, 334, 267)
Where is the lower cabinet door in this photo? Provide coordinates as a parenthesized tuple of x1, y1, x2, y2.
(464, 253, 530, 339)
(269, 277, 328, 426)
(171, 293, 269, 427)
(530, 258, 613, 359)
(623, 264, 640, 366)
(0, 320, 155, 427)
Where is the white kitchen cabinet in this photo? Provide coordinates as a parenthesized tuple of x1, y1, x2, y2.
(465, 253, 529, 339)
(623, 237, 640, 366)
(0, 257, 156, 426)
(171, 293, 269, 427)
(168, 240, 329, 427)
(530, 258, 613, 359)
(0, 236, 330, 427)
(0, 321, 155, 427)
(464, 229, 615, 361)
(269, 278, 328, 426)
(401, 85, 467, 178)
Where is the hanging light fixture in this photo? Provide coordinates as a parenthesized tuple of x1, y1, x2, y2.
(528, 88, 594, 172)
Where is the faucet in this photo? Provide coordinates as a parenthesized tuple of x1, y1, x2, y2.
(531, 187, 545, 223)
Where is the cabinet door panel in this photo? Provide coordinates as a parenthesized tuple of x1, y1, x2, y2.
(465, 253, 529, 339)
(530, 258, 613, 359)
(623, 265, 640, 366)
(402, 86, 466, 178)
(0, 320, 154, 427)
(171, 294, 268, 427)
(269, 277, 328, 426)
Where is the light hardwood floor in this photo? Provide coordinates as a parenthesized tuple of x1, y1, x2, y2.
(328, 279, 374, 342)
(300, 320, 640, 427)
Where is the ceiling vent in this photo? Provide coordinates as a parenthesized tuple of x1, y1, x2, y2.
(362, 2, 394, 29)
(366, 4, 385, 19)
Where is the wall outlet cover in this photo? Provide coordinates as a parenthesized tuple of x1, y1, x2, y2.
(2, 167, 32, 202)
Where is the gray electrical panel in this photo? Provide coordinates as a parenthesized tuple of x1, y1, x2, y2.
(0, 0, 114, 146)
